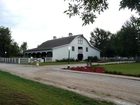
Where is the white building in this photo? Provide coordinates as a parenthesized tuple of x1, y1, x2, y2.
(24, 34, 100, 61)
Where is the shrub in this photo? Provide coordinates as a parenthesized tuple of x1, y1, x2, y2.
(86, 56, 99, 62)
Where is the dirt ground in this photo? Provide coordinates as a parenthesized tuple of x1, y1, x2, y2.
(0, 63, 140, 105)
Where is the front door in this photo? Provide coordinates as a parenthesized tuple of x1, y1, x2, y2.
(77, 54, 83, 61)
(78, 47, 83, 60)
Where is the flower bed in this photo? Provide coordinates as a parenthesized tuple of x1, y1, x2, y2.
(68, 66, 105, 73)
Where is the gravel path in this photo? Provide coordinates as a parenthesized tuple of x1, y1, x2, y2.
(0, 63, 140, 105)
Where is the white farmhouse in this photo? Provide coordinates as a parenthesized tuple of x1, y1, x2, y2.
(24, 34, 100, 61)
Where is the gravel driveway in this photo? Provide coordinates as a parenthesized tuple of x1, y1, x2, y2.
(0, 63, 140, 105)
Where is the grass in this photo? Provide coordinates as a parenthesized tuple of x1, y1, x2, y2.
(31, 61, 85, 66)
(99, 63, 140, 77)
(0, 70, 114, 105)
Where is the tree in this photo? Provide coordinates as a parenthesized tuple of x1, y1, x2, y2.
(115, 27, 137, 57)
(10, 42, 20, 57)
(64, 0, 108, 25)
(65, 0, 139, 25)
(0, 26, 12, 57)
(90, 28, 113, 57)
(0, 26, 20, 57)
(20, 42, 27, 55)
(120, 0, 140, 14)
(115, 16, 139, 57)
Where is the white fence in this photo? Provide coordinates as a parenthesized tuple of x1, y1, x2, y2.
(0, 57, 52, 64)
(0, 57, 30, 64)
(92, 61, 136, 65)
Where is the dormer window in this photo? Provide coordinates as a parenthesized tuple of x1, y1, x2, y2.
(78, 37, 83, 44)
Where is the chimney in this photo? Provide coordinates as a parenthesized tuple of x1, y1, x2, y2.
(68, 33, 73, 37)
(53, 36, 57, 39)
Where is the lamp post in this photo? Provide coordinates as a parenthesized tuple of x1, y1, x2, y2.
(68, 46, 71, 68)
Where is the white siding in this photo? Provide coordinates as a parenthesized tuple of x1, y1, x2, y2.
(69, 36, 100, 60)
(52, 45, 70, 61)
(52, 36, 100, 61)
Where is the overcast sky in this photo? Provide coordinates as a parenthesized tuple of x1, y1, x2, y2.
(0, 0, 138, 49)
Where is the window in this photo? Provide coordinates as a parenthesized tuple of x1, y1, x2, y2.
(86, 47, 88, 52)
(78, 47, 83, 50)
(78, 37, 83, 44)
(72, 46, 75, 51)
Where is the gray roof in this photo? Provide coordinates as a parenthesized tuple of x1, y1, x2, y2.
(25, 35, 81, 52)
(25, 34, 100, 52)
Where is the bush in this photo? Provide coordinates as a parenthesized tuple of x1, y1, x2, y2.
(86, 56, 99, 62)
(135, 57, 140, 62)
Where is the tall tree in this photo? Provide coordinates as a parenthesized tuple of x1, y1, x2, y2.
(0, 26, 12, 57)
(20, 42, 27, 54)
(0, 26, 20, 57)
(10, 42, 20, 57)
(90, 28, 113, 57)
(115, 16, 139, 57)
(116, 27, 138, 57)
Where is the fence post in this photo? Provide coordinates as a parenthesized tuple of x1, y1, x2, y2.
(28, 58, 31, 63)
(18, 58, 20, 64)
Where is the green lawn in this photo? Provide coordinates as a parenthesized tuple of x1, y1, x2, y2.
(100, 63, 140, 77)
(0, 71, 114, 105)
(31, 61, 85, 66)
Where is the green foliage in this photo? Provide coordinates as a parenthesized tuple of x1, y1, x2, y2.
(0, 26, 27, 57)
(20, 42, 28, 56)
(120, 0, 140, 14)
(10, 42, 20, 57)
(0, 71, 114, 105)
(90, 28, 113, 57)
(20, 42, 27, 53)
(115, 16, 140, 57)
(0, 26, 20, 57)
(90, 16, 140, 57)
(115, 26, 137, 57)
(86, 56, 99, 62)
(65, 0, 139, 25)
(0, 26, 11, 57)
(64, 0, 108, 25)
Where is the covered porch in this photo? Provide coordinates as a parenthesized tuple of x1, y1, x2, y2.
(24, 50, 53, 62)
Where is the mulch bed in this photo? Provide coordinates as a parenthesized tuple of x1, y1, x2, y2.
(67, 66, 105, 73)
